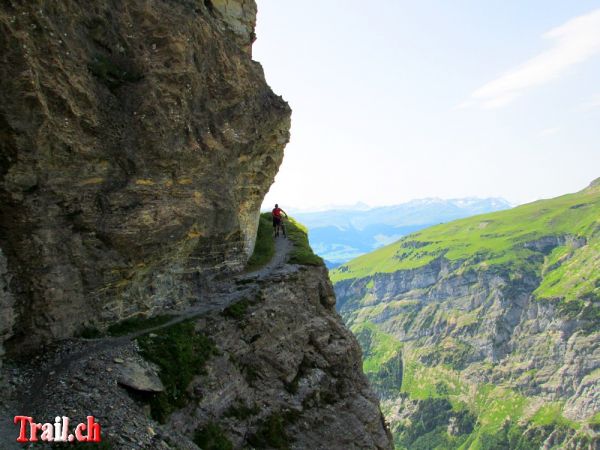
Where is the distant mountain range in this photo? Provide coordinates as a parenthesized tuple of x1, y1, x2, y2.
(291, 198, 512, 267)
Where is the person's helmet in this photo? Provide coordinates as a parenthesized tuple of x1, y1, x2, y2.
(275, 204, 279, 208)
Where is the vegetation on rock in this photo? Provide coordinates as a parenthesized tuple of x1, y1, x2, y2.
(249, 212, 323, 267)
(247, 411, 299, 450)
(193, 423, 234, 450)
(138, 320, 216, 423)
(286, 217, 324, 266)
(246, 213, 276, 270)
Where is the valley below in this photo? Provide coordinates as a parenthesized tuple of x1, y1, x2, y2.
(330, 179, 600, 449)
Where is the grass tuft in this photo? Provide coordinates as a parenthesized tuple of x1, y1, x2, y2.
(138, 320, 216, 423)
(247, 411, 299, 450)
(224, 401, 260, 420)
(246, 213, 276, 270)
(193, 423, 233, 450)
(285, 217, 324, 266)
(221, 298, 251, 320)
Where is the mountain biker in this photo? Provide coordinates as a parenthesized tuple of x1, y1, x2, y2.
(272, 204, 288, 237)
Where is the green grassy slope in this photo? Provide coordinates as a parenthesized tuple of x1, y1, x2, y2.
(331, 180, 600, 304)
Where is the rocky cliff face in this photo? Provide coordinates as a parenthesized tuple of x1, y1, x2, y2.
(336, 259, 599, 410)
(336, 263, 600, 448)
(0, 0, 290, 351)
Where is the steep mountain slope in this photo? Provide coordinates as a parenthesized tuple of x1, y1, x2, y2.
(293, 198, 510, 265)
(331, 179, 600, 449)
(1, 228, 391, 449)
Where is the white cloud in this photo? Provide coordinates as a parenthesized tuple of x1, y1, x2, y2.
(463, 8, 600, 109)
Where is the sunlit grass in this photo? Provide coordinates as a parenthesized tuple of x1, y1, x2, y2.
(286, 217, 324, 266)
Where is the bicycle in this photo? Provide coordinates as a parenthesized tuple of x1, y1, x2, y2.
(274, 216, 287, 238)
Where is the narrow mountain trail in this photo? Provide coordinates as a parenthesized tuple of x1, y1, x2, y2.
(0, 237, 293, 448)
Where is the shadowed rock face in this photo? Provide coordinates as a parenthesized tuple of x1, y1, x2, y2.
(0, 0, 290, 349)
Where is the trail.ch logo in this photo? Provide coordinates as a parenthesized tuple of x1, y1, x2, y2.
(13, 416, 101, 443)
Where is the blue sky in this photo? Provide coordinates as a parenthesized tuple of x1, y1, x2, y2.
(254, 1, 600, 210)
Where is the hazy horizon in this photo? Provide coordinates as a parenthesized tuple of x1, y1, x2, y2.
(254, 1, 600, 210)
(262, 195, 514, 214)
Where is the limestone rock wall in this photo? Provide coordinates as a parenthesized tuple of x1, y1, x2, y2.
(0, 0, 290, 349)
(210, 0, 257, 52)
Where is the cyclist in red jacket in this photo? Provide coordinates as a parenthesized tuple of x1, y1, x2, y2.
(272, 204, 288, 237)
